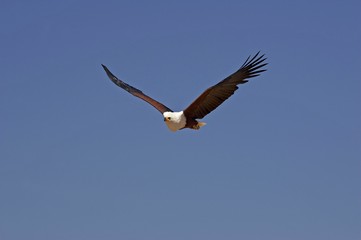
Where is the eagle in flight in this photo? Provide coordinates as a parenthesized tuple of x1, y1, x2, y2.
(102, 52, 267, 132)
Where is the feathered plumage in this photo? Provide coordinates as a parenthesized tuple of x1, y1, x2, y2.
(102, 52, 267, 131)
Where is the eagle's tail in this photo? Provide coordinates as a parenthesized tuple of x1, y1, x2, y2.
(192, 121, 206, 130)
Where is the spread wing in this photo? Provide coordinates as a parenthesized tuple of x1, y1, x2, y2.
(183, 52, 267, 119)
(102, 64, 172, 114)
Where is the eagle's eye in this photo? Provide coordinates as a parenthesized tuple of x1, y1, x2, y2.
(167, 117, 171, 120)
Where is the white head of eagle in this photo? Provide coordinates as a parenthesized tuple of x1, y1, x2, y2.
(163, 111, 187, 132)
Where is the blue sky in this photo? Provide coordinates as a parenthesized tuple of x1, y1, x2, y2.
(1, 0, 360, 239)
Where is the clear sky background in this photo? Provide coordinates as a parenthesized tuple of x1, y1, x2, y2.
(1, 0, 360, 239)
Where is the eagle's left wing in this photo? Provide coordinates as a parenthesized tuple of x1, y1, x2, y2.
(183, 52, 267, 119)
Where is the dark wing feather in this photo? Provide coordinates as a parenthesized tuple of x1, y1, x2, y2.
(183, 52, 267, 119)
(102, 64, 172, 114)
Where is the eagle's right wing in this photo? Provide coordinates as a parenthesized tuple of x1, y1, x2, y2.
(102, 64, 173, 114)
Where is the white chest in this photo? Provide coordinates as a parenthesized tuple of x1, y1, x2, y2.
(163, 111, 187, 132)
